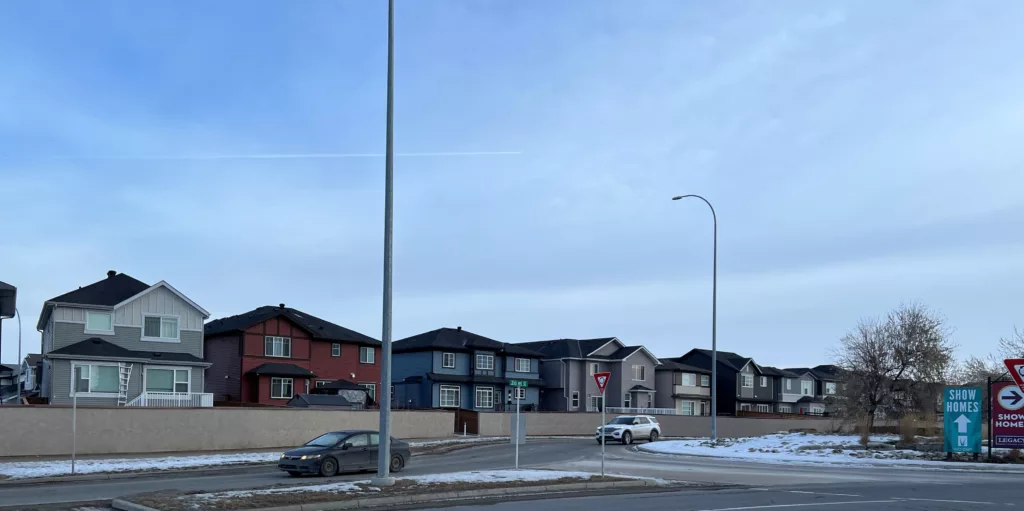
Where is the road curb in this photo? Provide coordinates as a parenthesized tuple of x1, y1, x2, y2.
(111, 480, 658, 511)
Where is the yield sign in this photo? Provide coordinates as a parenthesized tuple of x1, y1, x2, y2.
(1005, 358, 1024, 393)
(594, 372, 611, 394)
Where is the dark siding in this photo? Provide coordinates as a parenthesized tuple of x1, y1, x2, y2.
(204, 334, 242, 401)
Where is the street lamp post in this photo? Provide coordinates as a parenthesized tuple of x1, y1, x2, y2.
(373, 0, 396, 487)
(672, 194, 718, 443)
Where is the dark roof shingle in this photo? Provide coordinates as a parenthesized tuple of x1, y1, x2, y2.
(394, 328, 543, 358)
(246, 362, 316, 378)
(205, 306, 380, 346)
(515, 338, 625, 360)
(656, 359, 712, 374)
(46, 273, 150, 306)
(48, 338, 206, 364)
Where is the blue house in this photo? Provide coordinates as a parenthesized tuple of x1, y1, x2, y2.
(391, 327, 544, 411)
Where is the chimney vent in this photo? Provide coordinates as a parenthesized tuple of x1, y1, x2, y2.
(107, 270, 116, 278)
(279, 303, 286, 308)
(457, 326, 462, 331)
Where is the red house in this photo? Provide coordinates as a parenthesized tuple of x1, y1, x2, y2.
(204, 304, 381, 405)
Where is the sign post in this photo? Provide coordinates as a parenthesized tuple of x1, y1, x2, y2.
(594, 372, 611, 477)
(943, 387, 982, 457)
(508, 379, 529, 470)
(991, 380, 1024, 449)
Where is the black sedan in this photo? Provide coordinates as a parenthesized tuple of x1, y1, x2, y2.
(278, 430, 411, 477)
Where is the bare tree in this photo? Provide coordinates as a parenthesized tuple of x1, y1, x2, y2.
(953, 327, 1023, 385)
(831, 303, 956, 430)
(998, 327, 1024, 359)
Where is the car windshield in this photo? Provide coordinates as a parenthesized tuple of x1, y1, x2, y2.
(305, 433, 345, 447)
(608, 417, 635, 425)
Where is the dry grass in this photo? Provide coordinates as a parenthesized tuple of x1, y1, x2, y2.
(857, 418, 871, 446)
(1010, 449, 1021, 461)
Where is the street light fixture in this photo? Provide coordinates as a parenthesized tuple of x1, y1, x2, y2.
(671, 194, 718, 442)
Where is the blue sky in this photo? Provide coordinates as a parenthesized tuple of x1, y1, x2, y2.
(2, 1, 1023, 367)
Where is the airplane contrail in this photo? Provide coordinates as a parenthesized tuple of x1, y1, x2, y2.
(44, 151, 522, 161)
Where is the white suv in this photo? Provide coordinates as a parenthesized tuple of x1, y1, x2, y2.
(596, 415, 661, 445)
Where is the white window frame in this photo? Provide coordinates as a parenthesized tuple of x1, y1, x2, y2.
(514, 358, 531, 373)
(623, 393, 631, 408)
(142, 314, 180, 342)
(315, 380, 329, 388)
(84, 311, 115, 335)
(786, 379, 793, 391)
(739, 403, 751, 411)
(681, 373, 697, 386)
(571, 391, 580, 409)
(515, 387, 526, 400)
(757, 404, 771, 413)
(331, 344, 341, 357)
(70, 361, 121, 397)
(439, 385, 460, 408)
(632, 365, 645, 381)
(270, 377, 293, 399)
(264, 336, 292, 358)
(360, 347, 375, 364)
(700, 374, 710, 386)
(475, 386, 494, 409)
(779, 404, 792, 413)
(144, 366, 191, 393)
(590, 363, 599, 376)
(360, 383, 377, 401)
(441, 352, 456, 369)
(741, 374, 754, 388)
(760, 376, 768, 387)
(825, 382, 837, 395)
(680, 401, 695, 416)
(801, 380, 813, 395)
(475, 354, 494, 370)
(589, 395, 603, 411)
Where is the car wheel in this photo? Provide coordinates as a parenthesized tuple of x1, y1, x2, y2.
(287, 471, 303, 477)
(621, 431, 632, 445)
(597, 438, 604, 445)
(390, 454, 404, 473)
(649, 430, 659, 442)
(319, 457, 339, 477)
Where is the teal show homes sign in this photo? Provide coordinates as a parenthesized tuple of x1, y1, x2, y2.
(943, 387, 982, 453)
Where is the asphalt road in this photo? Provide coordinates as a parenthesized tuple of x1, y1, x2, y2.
(2, 439, 1021, 509)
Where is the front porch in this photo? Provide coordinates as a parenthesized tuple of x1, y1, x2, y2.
(126, 391, 214, 407)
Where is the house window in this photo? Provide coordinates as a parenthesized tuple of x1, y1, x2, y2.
(442, 352, 456, 369)
(143, 316, 179, 341)
(757, 404, 771, 413)
(270, 377, 293, 399)
(700, 375, 710, 387)
(475, 354, 494, 370)
(145, 367, 190, 393)
(514, 387, 526, 400)
(624, 393, 631, 408)
(475, 387, 493, 409)
(514, 358, 531, 373)
(571, 391, 580, 409)
(741, 374, 754, 388)
(71, 363, 119, 395)
(360, 347, 375, 364)
(360, 383, 377, 402)
(681, 373, 697, 386)
(739, 403, 751, 411)
(265, 336, 292, 358)
(84, 311, 114, 333)
(779, 404, 792, 413)
(632, 365, 645, 381)
(786, 379, 793, 391)
(315, 380, 328, 388)
(825, 382, 837, 395)
(801, 380, 813, 395)
(331, 344, 341, 357)
(700, 401, 709, 416)
(589, 395, 603, 411)
(760, 376, 768, 387)
(439, 385, 460, 408)
(680, 401, 695, 416)
(590, 363, 599, 376)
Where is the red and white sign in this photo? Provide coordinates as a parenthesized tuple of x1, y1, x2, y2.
(992, 381, 1024, 448)
(594, 372, 611, 394)
(1005, 359, 1024, 393)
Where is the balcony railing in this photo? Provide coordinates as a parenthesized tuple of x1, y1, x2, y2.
(125, 392, 214, 408)
(673, 385, 711, 397)
(606, 407, 678, 416)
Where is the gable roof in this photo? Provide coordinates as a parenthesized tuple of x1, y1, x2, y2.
(515, 337, 630, 360)
(656, 358, 712, 374)
(784, 367, 820, 379)
(45, 273, 151, 307)
(114, 281, 210, 318)
(205, 305, 380, 346)
(287, 394, 356, 408)
(393, 327, 543, 357)
(761, 366, 799, 378)
(246, 362, 316, 378)
(23, 354, 42, 367)
(812, 364, 842, 379)
(679, 348, 753, 372)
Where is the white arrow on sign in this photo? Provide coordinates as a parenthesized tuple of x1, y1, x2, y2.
(954, 414, 971, 433)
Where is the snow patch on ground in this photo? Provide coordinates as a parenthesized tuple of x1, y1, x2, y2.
(640, 433, 1019, 468)
(0, 452, 280, 479)
(408, 437, 508, 448)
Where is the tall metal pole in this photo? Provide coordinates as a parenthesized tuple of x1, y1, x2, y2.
(514, 389, 520, 470)
(672, 195, 718, 442)
(374, 0, 396, 487)
(600, 394, 606, 477)
(16, 308, 21, 403)
(72, 392, 77, 474)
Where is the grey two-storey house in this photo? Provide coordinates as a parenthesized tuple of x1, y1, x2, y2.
(37, 271, 212, 407)
(654, 359, 712, 416)
(518, 337, 661, 413)
(783, 365, 841, 415)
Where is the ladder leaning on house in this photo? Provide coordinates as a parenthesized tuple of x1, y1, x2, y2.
(117, 363, 133, 406)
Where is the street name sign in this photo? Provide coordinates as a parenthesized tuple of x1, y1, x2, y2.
(943, 387, 982, 453)
(594, 372, 611, 394)
(993, 381, 1024, 448)
(1005, 359, 1024, 393)
(508, 379, 529, 388)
